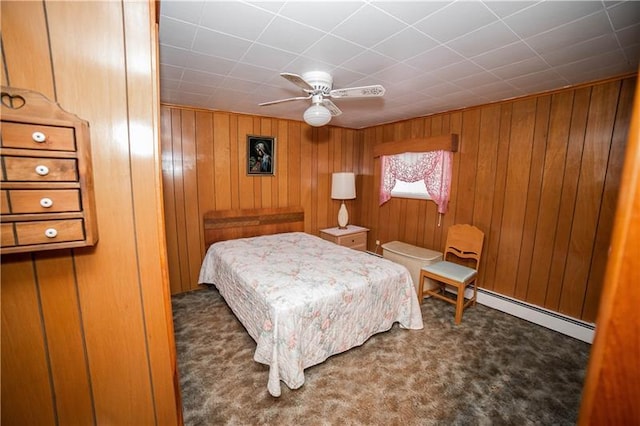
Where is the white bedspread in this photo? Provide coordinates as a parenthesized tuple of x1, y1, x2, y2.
(198, 232, 423, 396)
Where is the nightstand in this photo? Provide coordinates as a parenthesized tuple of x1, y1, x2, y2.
(319, 225, 369, 251)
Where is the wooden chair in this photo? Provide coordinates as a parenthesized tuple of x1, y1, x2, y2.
(418, 224, 484, 324)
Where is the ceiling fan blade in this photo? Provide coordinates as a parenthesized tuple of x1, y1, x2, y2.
(329, 84, 385, 99)
(259, 95, 311, 106)
(322, 99, 342, 116)
(280, 73, 314, 91)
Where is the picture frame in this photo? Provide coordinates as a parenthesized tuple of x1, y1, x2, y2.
(247, 135, 275, 176)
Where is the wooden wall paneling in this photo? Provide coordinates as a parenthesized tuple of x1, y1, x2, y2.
(582, 77, 636, 321)
(180, 109, 202, 288)
(578, 73, 640, 425)
(228, 114, 240, 210)
(259, 118, 273, 208)
(559, 81, 621, 318)
(214, 112, 232, 210)
(2, 2, 76, 423)
(316, 127, 330, 231)
(288, 122, 302, 207)
(251, 117, 263, 208)
(278, 120, 289, 207)
(161, 108, 182, 294)
(437, 112, 462, 250)
(482, 104, 513, 291)
(47, 1, 155, 422)
(171, 109, 191, 293)
(473, 105, 501, 287)
(196, 111, 215, 254)
(124, 2, 180, 420)
(545, 87, 591, 310)
(47, 2, 155, 423)
(493, 99, 536, 296)
(300, 124, 314, 232)
(34, 253, 94, 424)
(527, 91, 574, 306)
(1, 255, 57, 425)
(1, 1, 55, 98)
(455, 109, 481, 226)
(514, 96, 551, 300)
(238, 115, 256, 209)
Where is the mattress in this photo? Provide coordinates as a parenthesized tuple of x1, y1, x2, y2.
(198, 232, 423, 396)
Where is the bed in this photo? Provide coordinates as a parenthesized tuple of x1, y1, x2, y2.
(198, 207, 423, 397)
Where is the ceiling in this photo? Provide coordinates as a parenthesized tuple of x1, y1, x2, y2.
(158, 1, 640, 129)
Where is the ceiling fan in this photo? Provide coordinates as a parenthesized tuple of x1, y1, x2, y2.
(259, 71, 385, 127)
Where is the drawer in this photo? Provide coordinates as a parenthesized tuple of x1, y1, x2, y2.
(1, 122, 75, 151)
(336, 232, 367, 248)
(2, 156, 78, 181)
(1, 223, 16, 247)
(1, 190, 9, 214)
(15, 219, 84, 245)
(8, 189, 81, 213)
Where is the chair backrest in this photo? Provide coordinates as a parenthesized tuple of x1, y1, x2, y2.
(443, 224, 484, 271)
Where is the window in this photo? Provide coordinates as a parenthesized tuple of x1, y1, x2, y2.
(379, 150, 453, 214)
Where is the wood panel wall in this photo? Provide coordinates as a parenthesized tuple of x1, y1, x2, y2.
(1, 2, 180, 424)
(162, 75, 635, 324)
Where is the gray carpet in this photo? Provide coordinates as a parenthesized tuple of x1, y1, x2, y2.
(172, 286, 590, 425)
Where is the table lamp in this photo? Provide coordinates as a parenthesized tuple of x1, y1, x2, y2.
(331, 172, 356, 229)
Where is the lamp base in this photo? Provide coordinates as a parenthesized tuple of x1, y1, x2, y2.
(337, 201, 349, 229)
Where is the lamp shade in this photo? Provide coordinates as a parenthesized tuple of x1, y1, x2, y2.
(304, 104, 332, 127)
(331, 172, 356, 200)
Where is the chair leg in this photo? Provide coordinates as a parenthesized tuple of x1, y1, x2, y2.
(417, 273, 424, 304)
(454, 284, 464, 324)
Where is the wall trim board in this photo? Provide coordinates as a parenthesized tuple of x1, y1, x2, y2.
(373, 134, 458, 157)
(456, 288, 595, 343)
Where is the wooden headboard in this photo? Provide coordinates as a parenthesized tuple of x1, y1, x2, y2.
(203, 207, 304, 249)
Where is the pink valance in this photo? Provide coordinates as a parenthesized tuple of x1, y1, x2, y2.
(379, 150, 452, 214)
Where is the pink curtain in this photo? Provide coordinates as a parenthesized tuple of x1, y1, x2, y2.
(379, 150, 452, 214)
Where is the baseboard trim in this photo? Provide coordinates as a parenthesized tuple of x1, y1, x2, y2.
(469, 288, 595, 343)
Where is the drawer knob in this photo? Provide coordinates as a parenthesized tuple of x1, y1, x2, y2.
(35, 165, 49, 176)
(32, 131, 47, 143)
(40, 197, 53, 208)
(44, 228, 58, 238)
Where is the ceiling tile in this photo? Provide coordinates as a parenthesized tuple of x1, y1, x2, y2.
(483, 1, 537, 19)
(241, 44, 298, 70)
(504, 1, 604, 39)
(199, 2, 275, 39)
(446, 21, 519, 58)
(405, 46, 465, 72)
(158, 17, 197, 49)
(370, 1, 448, 24)
(181, 69, 226, 87)
(525, 12, 613, 55)
(340, 50, 397, 74)
(191, 28, 252, 60)
(226, 62, 275, 83)
(372, 27, 439, 61)
(331, 4, 406, 48)
(491, 56, 550, 80)
(258, 16, 326, 53)
(616, 23, 640, 47)
(277, 1, 363, 32)
(605, 1, 640, 30)
(159, 1, 204, 24)
(372, 62, 422, 83)
(541, 34, 620, 66)
(303, 35, 365, 66)
(160, 63, 183, 80)
(471, 41, 539, 70)
(413, 2, 498, 43)
(426, 60, 486, 81)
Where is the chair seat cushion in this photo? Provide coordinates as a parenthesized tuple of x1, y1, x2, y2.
(422, 261, 477, 282)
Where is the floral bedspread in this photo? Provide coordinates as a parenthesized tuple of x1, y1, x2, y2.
(198, 232, 423, 397)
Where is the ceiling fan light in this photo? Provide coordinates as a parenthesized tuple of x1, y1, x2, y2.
(303, 104, 332, 127)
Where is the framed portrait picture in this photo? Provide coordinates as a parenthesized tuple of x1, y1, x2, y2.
(247, 135, 275, 176)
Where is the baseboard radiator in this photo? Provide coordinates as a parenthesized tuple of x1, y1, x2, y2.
(468, 288, 595, 343)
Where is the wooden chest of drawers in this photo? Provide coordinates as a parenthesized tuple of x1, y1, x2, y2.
(319, 225, 369, 251)
(1, 87, 98, 254)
